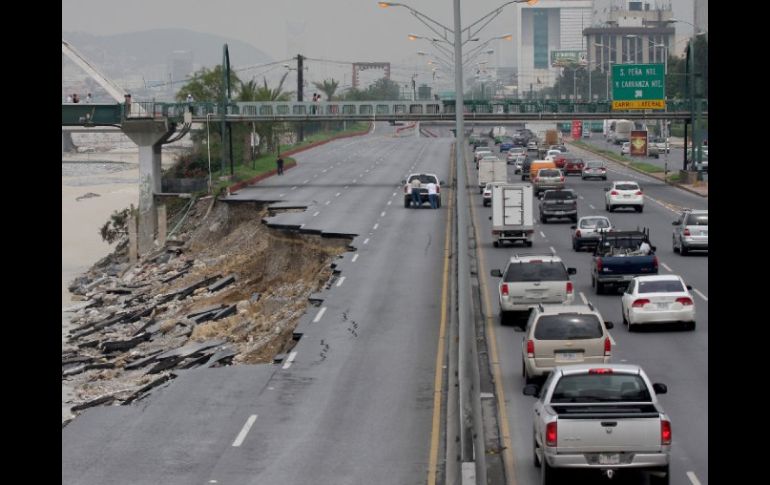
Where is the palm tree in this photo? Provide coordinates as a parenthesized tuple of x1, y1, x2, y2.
(238, 73, 293, 159)
(312, 79, 339, 101)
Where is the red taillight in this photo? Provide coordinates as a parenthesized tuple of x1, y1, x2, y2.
(683, 228, 691, 236)
(545, 422, 557, 446)
(526, 339, 534, 357)
(589, 368, 613, 374)
(661, 420, 672, 445)
(610, 190, 619, 196)
(501, 283, 509, 296)
(632, 298, 650, 308)
(437, 186, 440, 193)
(533, 177, 539, 182)
(604, 336, 611, 356)
(635, 191, 643, 195)
(596, 258, 603, 271)
(560, 176, 565, 182)
(575, 229, 582, 238)
(600, 168, 606, 172)
(404, 186, 408, 193)
(653, 256, 659, 270)
(675, 297, 693, 306)
(566, 281, 573, 294)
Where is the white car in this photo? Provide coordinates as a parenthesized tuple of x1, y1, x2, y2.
(482, 183, 493, 207)
(605, 181, 644, 213)
(544, 149, 562, 161)
(527, 141, 538, 151)
(621, 142, 631, 155)
(621, 275, 696, 331)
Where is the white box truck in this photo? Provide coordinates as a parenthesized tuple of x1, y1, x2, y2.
(491, 183, 534, 247)
(478, 158, 508, 193)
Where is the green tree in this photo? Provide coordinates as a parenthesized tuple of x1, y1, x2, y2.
(237, 74, 293, 159)
(312, 79, 340, 101)
(175, 65, 242, 102)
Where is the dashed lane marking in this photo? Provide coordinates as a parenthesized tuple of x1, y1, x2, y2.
(550, 246, 556, 254)
(281, 351, 298, 369)
(231, 415, 258, 447)
(589, 204, 595, 209)
(579, 292, 588, 304)
(540, 231, 546, 238)
(381, 211, 386, 217)
(336, 276, 346, 287)
(336, 192, 341, 197)
(363, 238, 370, 245)
(351, 254, 359, 263)
(661, 262, 672, 272)
(313, 211, 320, 217)
(373, 223, 379, 230)
(313, 307, 327, 323)
(687, 472, 702, 485)
(694, 289, 708, 302)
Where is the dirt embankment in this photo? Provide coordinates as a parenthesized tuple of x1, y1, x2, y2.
(63, 199, 350, 417)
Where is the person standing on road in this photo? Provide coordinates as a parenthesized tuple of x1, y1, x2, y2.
(410, 177, 422, 208)
(426, 180, 438, 209)
(276, 156, 285, 175)
(85, 93, 92, 103)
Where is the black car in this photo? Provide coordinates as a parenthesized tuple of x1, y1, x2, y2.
(539, 189, 578, 223)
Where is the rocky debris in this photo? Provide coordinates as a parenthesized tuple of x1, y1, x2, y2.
(76, 192, 101, 201)
(63, 201, 350, 417)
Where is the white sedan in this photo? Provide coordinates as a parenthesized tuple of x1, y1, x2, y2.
(621, 275, 696, 331)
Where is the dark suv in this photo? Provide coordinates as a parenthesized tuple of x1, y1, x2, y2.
(539, 189, 578, 223)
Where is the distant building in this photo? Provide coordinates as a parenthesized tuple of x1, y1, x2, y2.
(694, 0, 708, 34)
(169, 50, 194, 87)
(583, 1, 675, 73)
(513, 0, 593, 98)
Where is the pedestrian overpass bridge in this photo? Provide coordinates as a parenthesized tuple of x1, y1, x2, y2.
(62, 98, 706, 127)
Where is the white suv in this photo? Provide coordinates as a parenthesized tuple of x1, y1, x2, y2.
(605, 181, 644, 213)
(490, 254, 576, 324)
(521, 303, 614, 383)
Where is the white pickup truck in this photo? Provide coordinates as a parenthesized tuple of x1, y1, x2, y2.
(524, 364, 671, 485)
(402, 173, 442, 208)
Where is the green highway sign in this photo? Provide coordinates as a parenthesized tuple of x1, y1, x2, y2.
(611, 63, 665, 110)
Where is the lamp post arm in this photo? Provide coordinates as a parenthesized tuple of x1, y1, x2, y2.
(394, 4, 454, 42)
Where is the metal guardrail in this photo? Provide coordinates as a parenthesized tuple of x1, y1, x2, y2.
(62, 99, 709, 126)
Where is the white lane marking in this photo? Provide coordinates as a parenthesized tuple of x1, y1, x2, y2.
(609, 333, 616, 346)
(365, 169, 370, 173)
(373, 223, 379, 230)
(578, 195, 584, 200)
(387, 200, 392, 206)
(392, 192, 397, 197)
(540, 231, 546, 238)
(303, 180, 309, 184)
(660, 262, 672, 272)
(579, 292, 588, 305)
(291, 186, 297, 190)
(687, 471, 702, 485)
(694, 289, 708, 302)
(363, 238, 370, 245)
(336, 276, 346, 287)
(589, 204, 595, 209)
(345, 185, 349, 189)
(282, 351, 298, 369)
(336, 192, 341, 197)
(279, 193, 286, 197)
(380, 211, 386, 217)
(313, 211, 320, 217)
(313, 307, 327, 323)
(352, 179, 357, 183)
(325, 201, 330, 205)
(351, 254, 359, 263)
(232, 415, 258, 447)
(322, 169, 328, 173)
(549, 246, 556, 254)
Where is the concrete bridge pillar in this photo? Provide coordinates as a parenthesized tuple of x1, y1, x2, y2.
(62, 131, 77, 153)
(121, 119, 175, 255)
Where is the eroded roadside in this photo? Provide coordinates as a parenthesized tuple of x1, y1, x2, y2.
(62, 199, 351, 424)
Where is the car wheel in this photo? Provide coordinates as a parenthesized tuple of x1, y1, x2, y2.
(500, 311, 509, 326)
(572, 239, 577, 251)
(404, 198, 411, 208)
(649, 465, 670, 485)
(521, 175, 526, 181)
(493, 240, 499, 248)
(526, 240, 533, 247)
(595, 281, 604, 295)
(533, 436, 541, 468)
(673, 236, 679, 253)
(602, 176, 607, 180)
(680, 244, 689, 256)
(540, 215, 547, 223)
(687, 321, 696, 331)
(437, 198, 442, 208)
(622, 306, 629, 326)
(571, 215, 578, 223)
(637, 206, 644, 213)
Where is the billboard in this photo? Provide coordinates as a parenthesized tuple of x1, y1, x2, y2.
(571, 120, 583, 140)
(551, 50, 587, 67)
(630, 130, 648, 157)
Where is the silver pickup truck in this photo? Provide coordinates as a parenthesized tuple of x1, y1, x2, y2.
(524, 364, 671, 484)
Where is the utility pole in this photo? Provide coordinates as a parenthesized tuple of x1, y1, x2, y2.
(297, 54, 304, 143)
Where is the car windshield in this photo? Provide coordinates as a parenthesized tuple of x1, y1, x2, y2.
(550, 374, 652, 403)
(566, 158, 583, 164)
(580, 218, 610, 229)
(409, 175, 437, 184)
(685, 214, 708, 225)
(615, 183, 639, 191)
(637, 279, 685, 293)
(586, 161, 604, 168)
(539, 170, 561, 177)
(544, 190, 575, 200)
(534, 314, 603, 340)
(504, 261, 569, 282)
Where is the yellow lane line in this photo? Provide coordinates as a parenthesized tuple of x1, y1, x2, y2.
(428, 145, 455, 485)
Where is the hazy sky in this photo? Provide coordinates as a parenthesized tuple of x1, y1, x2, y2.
(63, 0, 696, 89)
(63, 1, 695, 60)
